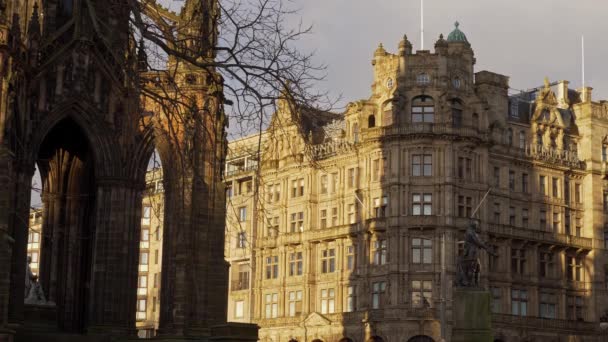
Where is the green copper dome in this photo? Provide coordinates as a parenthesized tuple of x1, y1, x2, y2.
(447, 21, 468, 43)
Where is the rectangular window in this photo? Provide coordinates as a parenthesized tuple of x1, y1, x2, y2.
(540, 175, 546, 195)
(374, 196, 388, 218)
(511, 248, 526, 275)
(371, 282, 386, 309)
(575, 183, 582, 203)
(288, 290, 302, 317)
(539, 252, 554, 278)
(290, 212, 304, 233)
(331, 207, 338, 226)
(413, 154, 432, 177)
(289, 252, 303, 276)
(603, 145, 608, 162)
(457, 196, 472, 218)
(154, 273, 159, 288)
(509, 171, 515, 191)
(522, 208, 529, 228)
(237, 232, 246, 248)
(320, 209, 327, 229)
(493, 202, 501, 223)
(567, 256, 584, 281)
(412, 238, 432, 264)
(540, 209, 547, 230)
(539, 292, 557, 319)
(239, 206, 247, 222)
(522, 173, 529, 193)
(346, 245, 355, 270)
(490, 287, 502, 313)
(142, 206, 151, 225)
(373, 239, 388, 265)
(372, 159, 382, 182)
(604, 192, 608, 212)
(320, 174, 328, 194)
(511, 289, 528, 316)
(575, 217, 582, 237)
(347, 168, 357, 188)
(321, 248, 336, 273)
(567, 295, 584, 321)
(319, 209, 327, 229)
(137, 299, 147, 313)
(348, 204, 356, 224)
(552, 212, 560, 233)
(412, 193, 432, 216)
(493, 167, 500, 188)
(411, 280, 433, 308)
(292, 178, 304, 197)
(552, 177, 559, 198)
(509, 207, 516, 226)
(519, 131, 526, 148)
(330, 173, 339, 193)
(154, 250, 159, 264)
(320, 288, 335, 314)
(140, 252, 149, 265)
(274, 184, 281, 202)
(265, 255, 279, 279)
(138, 274, 147, 288)
(346, 286, 356, 312)
(235, 300, 244, 318)
(564, 179, 570, 202)
(141, 229, 150, 242)
(565, 210, 571, 235)
(264, 293, 278, 318)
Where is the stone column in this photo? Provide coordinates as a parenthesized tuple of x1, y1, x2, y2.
(0, 147, 15, 340)
(86, 178, 143, 337)
(7, 163, 34, 327)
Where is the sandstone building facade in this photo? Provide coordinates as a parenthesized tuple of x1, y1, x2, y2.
(224, 24, 608, 342)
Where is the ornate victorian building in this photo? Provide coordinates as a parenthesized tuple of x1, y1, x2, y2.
(224, 23, 608, 342)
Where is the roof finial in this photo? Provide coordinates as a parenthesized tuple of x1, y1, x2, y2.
(455, 21, 460, 28)
(544, 77, 550, 89)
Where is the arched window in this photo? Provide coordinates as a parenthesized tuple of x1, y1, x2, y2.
(368, 115, 376, 128)
(519, 131, 526, 149)
(352, 123, 360, 143)
(451, 99, 463, 128)
(408, 336, 435, 342)
(412, 96, 434, 123)
(506, 128, 513, 146)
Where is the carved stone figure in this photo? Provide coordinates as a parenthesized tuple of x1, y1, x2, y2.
(457, 219, 497, 287)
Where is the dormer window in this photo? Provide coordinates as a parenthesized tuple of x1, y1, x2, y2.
(416, 73, 431, 85)
(412, 96, 435, 124)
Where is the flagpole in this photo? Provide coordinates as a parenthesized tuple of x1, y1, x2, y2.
(581, 35, 585, 88)
(420, 0, 424, 50)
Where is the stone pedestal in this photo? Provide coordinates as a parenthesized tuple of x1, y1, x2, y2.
(452, 288, 492, 342)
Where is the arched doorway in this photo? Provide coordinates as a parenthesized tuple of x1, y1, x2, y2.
(36, 118, 97, 332)
(407, 336, 435, 342)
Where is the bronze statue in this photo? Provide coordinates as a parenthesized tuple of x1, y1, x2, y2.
(457, 219, 497, 287)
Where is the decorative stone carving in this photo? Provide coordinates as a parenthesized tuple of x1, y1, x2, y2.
(24, 256, 52, 305)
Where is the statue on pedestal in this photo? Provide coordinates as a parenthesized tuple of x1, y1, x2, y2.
(457, 219, 497, 287)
